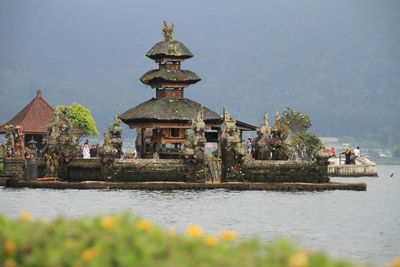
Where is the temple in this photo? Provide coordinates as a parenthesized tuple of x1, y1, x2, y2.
(120, 22, 256, 158)
(0, 89, 54, 150)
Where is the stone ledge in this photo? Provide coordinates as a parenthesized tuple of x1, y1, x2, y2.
(3, 179, 366, 191)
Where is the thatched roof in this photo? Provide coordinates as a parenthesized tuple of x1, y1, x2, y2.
(146, 40, 193, 60)
(140, 69, 200, 86)
(120, 98, 220, 124)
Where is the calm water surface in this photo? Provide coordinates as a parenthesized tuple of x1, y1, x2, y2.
(1, 165, 399, 265)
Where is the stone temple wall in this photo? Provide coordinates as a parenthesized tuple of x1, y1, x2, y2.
(32, 158, 186, 182)
(67, 159, 103, 181)
(112, 159, 186, 182)
(62, 159, 186, 182)
(5, 158, 329, 184)
(235, 160, 329, 183)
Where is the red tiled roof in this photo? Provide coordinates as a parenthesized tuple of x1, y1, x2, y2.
(0, 89, 55, 134)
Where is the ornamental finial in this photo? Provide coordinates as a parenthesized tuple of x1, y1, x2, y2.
(36, 88, 42, 97)
(162, 20, 174, 42)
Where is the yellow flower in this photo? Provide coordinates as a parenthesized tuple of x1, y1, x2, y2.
(81, 247, 99, 262)
(186, 224, 203, 238)
(288, 251, 309, 267)
(4, 240, 15, 255)
(390, 257, 400, 267)
(136, 219, 152, 232)
(220, 230, 239, 241)
(19, 211, 31, 221)
(167, 228, 176, 237)
(4, 258, 17, 267)
(102, 216, 117, 230)
(203, 235, 219, 247)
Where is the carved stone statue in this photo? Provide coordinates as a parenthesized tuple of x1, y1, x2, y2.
(270, 112, 289, 160)
(4, 125, 16, 159)
(220, 108, 246, 181)
(183, 110, 206, 162)
(162, 20, 174, 42)
(98, 114, 123, 158)
(42, 107, 79, 178)
(4, 125, 25, 159)
(182, 110, 206, 181)
(254, 113, 273, 160)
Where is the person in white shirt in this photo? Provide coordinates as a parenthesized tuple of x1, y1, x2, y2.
(82, 140, 91, 159)
(353, 147, 361, 157)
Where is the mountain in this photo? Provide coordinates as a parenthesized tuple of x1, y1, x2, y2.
(1, 0, 399, 145)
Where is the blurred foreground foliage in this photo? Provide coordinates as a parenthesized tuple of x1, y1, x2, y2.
(0, 212, 391, 267)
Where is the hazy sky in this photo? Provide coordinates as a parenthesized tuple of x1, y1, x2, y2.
(1, 0, 399, 141)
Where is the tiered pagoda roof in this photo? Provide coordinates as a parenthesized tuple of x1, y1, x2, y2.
(120, 98, 220, 125)
(0, 89, 54, 134)
(140, 69, 200, 87)
(146, 40, 193, 60)
(121, 22, 220, 126)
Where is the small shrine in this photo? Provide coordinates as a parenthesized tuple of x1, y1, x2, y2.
(0, 89, 55, 150)
(120, 22, 256, 158)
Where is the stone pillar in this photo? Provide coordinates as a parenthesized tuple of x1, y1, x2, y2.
(315, 149, 331, 182)
(182, 111, 206, 182)
(255, 113, 272, 160)
(220, 108, 246, 181)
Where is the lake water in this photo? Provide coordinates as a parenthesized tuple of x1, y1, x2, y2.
(1, 165, 399, 266)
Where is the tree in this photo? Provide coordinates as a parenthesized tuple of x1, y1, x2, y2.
(280, 108, 321, 160)
(55, 103, 99, 137)
(281, 108, 311, 136)
(299, 133, 323, 159)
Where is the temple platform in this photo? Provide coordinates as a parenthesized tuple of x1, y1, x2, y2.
(328, 157, 378, 177)
(2, 178, 366, 191)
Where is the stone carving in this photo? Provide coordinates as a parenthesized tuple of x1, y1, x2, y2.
(4, 125, 25, 159)
(270, 112, 289, 160)
(25, 137, 38, 158)
(254, 113, 273, 160)
(254, 112, 290, 161)
(42, 107, 80, 178)
(99, 114, 123, 158)
(182, 110, 206, 161)
(25, 137, 38, 180)
(220, 108, 246, 181)
(182, 110, 206, 181)
(162, 20, 174, 42)
(14, 126, 25, 159)
(4, 125, 16, 159)
(0, 143, 5, 159)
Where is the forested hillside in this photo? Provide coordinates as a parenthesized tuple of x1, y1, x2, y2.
(1, 0, 399, 145)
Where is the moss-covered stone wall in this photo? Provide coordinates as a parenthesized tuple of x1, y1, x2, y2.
(113, 159, 186, 182)
(2, 159, 25, 179)
(67, 159, 103, 181)
(28, 158, 328, 184)
(236, 160, 329, 183)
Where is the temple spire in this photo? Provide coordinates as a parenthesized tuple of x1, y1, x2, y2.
(162, 20, 174, 42)
(36, 88, 42, 98)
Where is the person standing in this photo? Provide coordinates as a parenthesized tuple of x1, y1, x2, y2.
(341, 147, 352, 165)
(82, 140, 90, 159)
(353, 147, 361, 157)
(90, 145, 97, 158)
(247, 138, 253, 155)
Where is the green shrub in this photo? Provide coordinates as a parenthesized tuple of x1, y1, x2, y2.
(0, 212, 380, 267)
